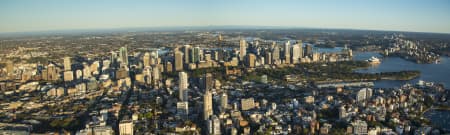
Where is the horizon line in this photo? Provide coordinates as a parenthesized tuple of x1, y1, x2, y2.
(1, 25, 450, 36)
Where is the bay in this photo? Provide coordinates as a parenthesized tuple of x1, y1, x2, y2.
(353, 52, 450, 89)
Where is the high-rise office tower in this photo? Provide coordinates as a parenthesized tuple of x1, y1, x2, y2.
(152, 65, 160, 86)
(246, 53, 256, 68)
(165, 61, 173, 73)
(174, 50, 184, 71)
(204, 73, 213, 91)
(177, 101, 189, 119)
(221, 92, 228, 110)
(143, 52, 150, 67)
(292, 44, 302, 64)
(203, 90, 213, 120)
(179, 72, 188, 101)
(119, 46, 128, 66)
(110, 51, 118, 68)
(150, 51, 158, 65)
(199, 49, 204, 61)
(183, 45, 191, 64)
(213, 51, 219, 61)
(272, 45, 280, 63)
(284, 41, 291, 64)
(191, 47, 200, 63)
(297, 40, 304, 57)
(265, 52, 272, 65)
(305, 44, 313, 57)
(239, 39, 247, 61)
(47, 64, 58, 81)
(143, 66, 152, 85)
(312, 52, 320, 62)
(64, 57, 71, 71)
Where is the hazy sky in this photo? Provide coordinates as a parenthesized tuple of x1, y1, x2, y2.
(1, 0, 450, 33)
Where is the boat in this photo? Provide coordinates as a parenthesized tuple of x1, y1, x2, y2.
(435, 59, 441, 64)
(367, 56, 381, 64)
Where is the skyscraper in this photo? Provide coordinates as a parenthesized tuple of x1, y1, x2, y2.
(150, 51, 158, 65)
(179, 72, 188, 101)
(165, 61, 173, 73)
(284, 41, 291, 64)
(183, 45, 191, 64)
(174, 50, 184, 71)
(312, 52, 320, 62)
(305, 44, 313, 57)
(297, 40, 304, 58)
(177, 101, 189, 119)
(110, 51, 118, 68)
(143, 52, 150, 67)
(64, 57, 71, 71)
(213, 51, 219, 61)
(203, 90, 213, 120)
(246, 53, 256, 68)
(239, 39, 247, 61)
(204, 73, 213, 91)
(47, 64, 59, 81)
(272, 45, 280, 64)
(221, 92, 228, 110)
(191, 47, 200, 63)
(292, 44, 302, 64)
(143, 66, 152, 85)
(265, 52, 272, 65)
(119, 46, 128, 66)
(152, 65, 160, 86)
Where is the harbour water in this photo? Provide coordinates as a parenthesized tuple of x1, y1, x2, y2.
(423, 109, 450, 131)
(353, 52, 450, 89)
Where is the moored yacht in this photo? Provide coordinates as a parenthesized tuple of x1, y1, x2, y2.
(367, 56, 381, 64)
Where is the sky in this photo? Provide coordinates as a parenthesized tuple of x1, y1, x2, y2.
(1, 0, 450, 33)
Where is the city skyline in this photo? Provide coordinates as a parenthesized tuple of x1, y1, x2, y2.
(1, 23, 450, 134)
(1, 0, 450, 34)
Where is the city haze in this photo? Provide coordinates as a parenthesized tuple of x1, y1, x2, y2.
(1, 0, 450, 33)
